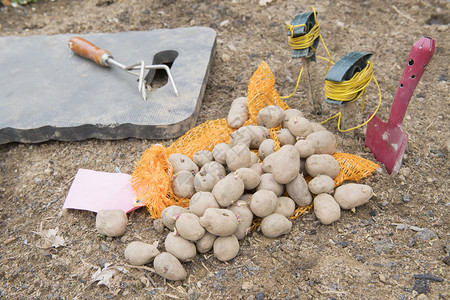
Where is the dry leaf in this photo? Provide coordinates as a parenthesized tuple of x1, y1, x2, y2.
(91, 265, 129, 289)
(32, 227, 66, 249)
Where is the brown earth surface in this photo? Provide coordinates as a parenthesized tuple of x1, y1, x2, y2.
(0, 0, 449, 299)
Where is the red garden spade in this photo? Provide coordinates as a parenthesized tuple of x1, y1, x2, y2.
(365, 37, 435, 174)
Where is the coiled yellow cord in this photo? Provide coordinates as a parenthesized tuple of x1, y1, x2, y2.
(281, 7, 332, 100)
(321, 61, 382, 132)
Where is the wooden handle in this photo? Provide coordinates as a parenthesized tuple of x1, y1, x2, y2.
(68, 37, 111, 66)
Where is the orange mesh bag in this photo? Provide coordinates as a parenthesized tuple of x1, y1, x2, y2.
(131, 61, 379, 219)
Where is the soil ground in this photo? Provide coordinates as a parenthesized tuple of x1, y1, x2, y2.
(0, 0, 449, 299)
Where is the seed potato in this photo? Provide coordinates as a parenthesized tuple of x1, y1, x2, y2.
(212, 174, 245, 207)
(308, 175, 335, 195)
(161, 205, 188, 231)
(276, 128, 296, 146)
(168, 153, 199, 174)
(282, 108, 304, 128)
(194, 170, 219, 192)
(213, 235, 240, 262)
(306, 131, 337, 155)
(154, 252, 187, 281)
(287, 116, 313, 138)
(200, 161, 226, 179)
(228, 97, 249, 129)
(305, 154, 340, 178)
(228, 200, 254, 240)
(250, 189, 278, 218)
(237, 125, 270, 149)
(172, 170, 195, 198)
(164, 232, 197, 261)
(249, 162, 264, 176)
(124, 241, 160, 266)
(286, 174, 313, 206)
(313, 193, 341, 225)
(263, 145, 300, 184)
(235, 167, 261, 190)
(274, 196, 296, 217)
(258, 138, 276, 161)
(261, 213, 293, 238)
(294, 139, 316, 158)
(189, 191, 220, 217)
(334, 183, 373, 209)
(257, 173, 285, 196)
(230, 130, 252, 147)
(226, 142, 252, 171)
(199, 208, 239, 236)
(195, 231, 217, 253)
(256, 105, 285, 128)
(175, 213, 205, 241)
(310, 121, 327, 132)
(192, 150, 213, 168)
(212, 143, 231, 165)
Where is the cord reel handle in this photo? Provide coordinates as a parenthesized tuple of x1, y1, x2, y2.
(68, 37, 112, 67)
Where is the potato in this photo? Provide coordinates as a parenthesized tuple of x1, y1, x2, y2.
(305, 154, 340, 178)
(237, 125, 270, 149)
(168, 153, 199, 174)
(194, 170, 219, 192)
(164, 232, 197, 261)
(235, 167, 261, 190)
(199, 208, 239, 236)
(263, 145, 300, 184)
(258, 138, 276, 161)
(227, 96, 249, 129)
(286, 174, 312, 206)
(310, 121, 327, 132)
(212, 174, 245, 207)
(308, 175, 335, 195)
(313, 193, 341, 225)
(195, 231, 217, 253)
(249, 151, 260, 165)
(96, 210, 127, 237)
(193, 150, 213, 168)
(226, 142, 252, 171)
(334, 183, 373, 209)
(300, 158, 308, 176)
(189, 191, 220, 216)
(230, 130, 252, 148)
(276, 128, 296, 146)
(306, 131, 337, 155)
(257, 173, 285, 196)
(161, 205, 188, 231)
(256, 105, 285, 128)
(249, 162, 264, 176)
(294, 139, 316, 158)
(172, 170, 195, 198)
(282, 108, 304, 128)
(250, 189, 278, 218)
(124, 241, 160, 266)
(261, 213, 293, 238)
(228, 200, 254, 240)
(212, 143, 231, 165)
(154, 252, 187, 281)
(175, 213, 205, 241)
(200, 161, 226, 179)
(213, 235, 240, 262)
(287, 116, 313, 138)
(274, 196, 296, 217)
(238, 193, 253, 205)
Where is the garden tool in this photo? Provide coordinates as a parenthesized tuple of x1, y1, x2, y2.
(365, 36, 435, 174)
(68, 36, 178, 100)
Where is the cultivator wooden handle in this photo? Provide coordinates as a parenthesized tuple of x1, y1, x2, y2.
(68, 36, 112, 67)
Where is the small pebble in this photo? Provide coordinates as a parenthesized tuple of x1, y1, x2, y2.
(242, 281, 253, 290)
(96, 209, 128, 237)
(255, 291, 265, 300)
(402, 195, 411, 202)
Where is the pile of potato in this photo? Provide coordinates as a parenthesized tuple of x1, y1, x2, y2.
(152, 97, 373, 281)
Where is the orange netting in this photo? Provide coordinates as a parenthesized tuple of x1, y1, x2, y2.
(131, 61, 379, 219)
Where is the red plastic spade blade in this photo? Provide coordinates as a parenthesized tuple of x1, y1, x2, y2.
(365, 115, 409, 174)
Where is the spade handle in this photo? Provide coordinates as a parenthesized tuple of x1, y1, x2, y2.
(388, 37, 435, 127)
